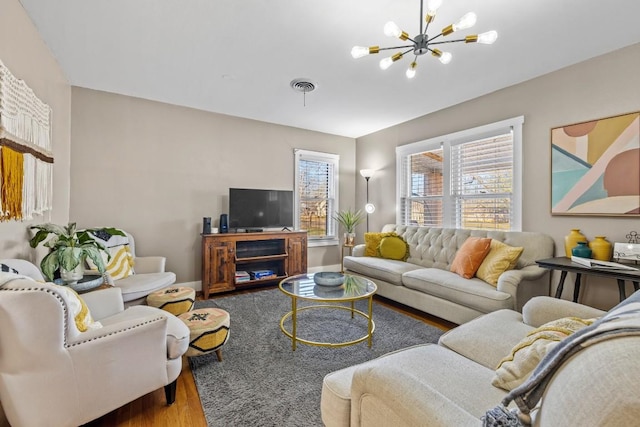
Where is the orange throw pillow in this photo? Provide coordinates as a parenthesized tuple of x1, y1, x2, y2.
(450, 237, 492, 279)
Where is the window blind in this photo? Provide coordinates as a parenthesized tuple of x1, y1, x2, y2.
(450, 133, 513, 230)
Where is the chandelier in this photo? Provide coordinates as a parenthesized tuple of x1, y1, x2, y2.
(351, 0, 498, 79)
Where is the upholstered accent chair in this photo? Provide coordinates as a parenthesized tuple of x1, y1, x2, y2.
(86, 229, 177, 305)
(0, 259, 190, 427)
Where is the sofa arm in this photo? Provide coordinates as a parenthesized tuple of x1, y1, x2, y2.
(352, 244, 365, 257)
(350, 365, 480, 427)
(496, 265, 546, 294)
(81, 287, 125, 320)
(522, 296, 606, 327)
(133, 256, 166, 274)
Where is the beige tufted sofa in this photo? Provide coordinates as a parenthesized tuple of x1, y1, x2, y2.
(343, 225, 555, 324)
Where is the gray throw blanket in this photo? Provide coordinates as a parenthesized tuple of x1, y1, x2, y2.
(483, 290, 640, 426)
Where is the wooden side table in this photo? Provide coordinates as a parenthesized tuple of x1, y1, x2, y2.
(340, 244, 354, 273)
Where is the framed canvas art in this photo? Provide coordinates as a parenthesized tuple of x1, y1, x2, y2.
(551, 112, 640, 216)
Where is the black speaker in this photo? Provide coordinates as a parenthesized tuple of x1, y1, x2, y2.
(202, 217, 211, 234)
(219, 214, 228, 233)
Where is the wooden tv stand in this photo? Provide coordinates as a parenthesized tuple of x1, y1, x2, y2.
(201, 230, 307, 298)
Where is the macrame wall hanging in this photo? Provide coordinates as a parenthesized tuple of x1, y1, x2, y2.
(0, 59, 54, 222)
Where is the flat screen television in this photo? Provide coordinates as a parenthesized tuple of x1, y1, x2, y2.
(229, 188, 294, 231)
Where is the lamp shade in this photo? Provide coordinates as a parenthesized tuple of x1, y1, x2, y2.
(360, 169, 375, 179)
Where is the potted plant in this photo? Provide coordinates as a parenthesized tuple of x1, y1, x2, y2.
(333, 208, 365, 245)
(29, 222, 124, 283)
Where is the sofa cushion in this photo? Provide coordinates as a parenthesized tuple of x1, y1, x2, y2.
(476, 240, 524, 286)
(492, 316, 594, 391)
(439, 309, 535, 370)
(402, 268, 512, 313)
(115, 272, 176, 302)
(450, 237, 492, 279)
(343, 256, 423, 286)
(378, 234, 409, 261)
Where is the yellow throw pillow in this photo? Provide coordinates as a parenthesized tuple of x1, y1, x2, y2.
(53, 285, 103, 332)
(86, 244, 134, 280)
(450, 237, 492, 279)
(476, 240, 524, 286)
(492, 317, 595, 391)
(364, 233, 384, 257)
(378, 235, 409, 261)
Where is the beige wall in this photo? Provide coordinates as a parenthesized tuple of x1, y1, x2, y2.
(0, 0, 71, 261)
(70, 88, 356, 287)
(356, 42, 640, 310)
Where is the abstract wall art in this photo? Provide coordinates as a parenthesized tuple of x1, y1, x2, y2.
(551, 112, 640, 216)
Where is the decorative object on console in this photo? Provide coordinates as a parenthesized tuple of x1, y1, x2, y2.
(29, 223, 125, 282)
(571, 241, 592, 258)
(613, 241, 640, 263)
(350, 0, 497, 79)
(359, 169, 376, 231)
(333, 208, 364, 245)
(588, 235, 612, 261)
(203, 217, 212, 234)
(564, 228, 587, 257)
(551, 111, 640, 216)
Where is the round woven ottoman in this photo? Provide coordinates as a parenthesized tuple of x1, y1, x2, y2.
(179, 308, 230, 361)
(147, 286, 195, 316)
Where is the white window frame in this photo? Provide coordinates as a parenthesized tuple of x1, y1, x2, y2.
(294, 149, 340, 247)
(396, 116, 524, 231)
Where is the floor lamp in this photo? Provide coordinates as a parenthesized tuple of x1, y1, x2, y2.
(360, 169, 376, 232)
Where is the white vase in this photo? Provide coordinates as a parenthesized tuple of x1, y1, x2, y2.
(60, 264, 84, 285)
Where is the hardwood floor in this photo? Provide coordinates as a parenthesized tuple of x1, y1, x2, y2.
(0, 289, 455, 427)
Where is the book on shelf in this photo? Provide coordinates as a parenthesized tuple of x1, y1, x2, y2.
(570, 256, 638, 271)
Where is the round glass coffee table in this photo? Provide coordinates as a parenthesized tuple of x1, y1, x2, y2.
(278, 273, 377, 351)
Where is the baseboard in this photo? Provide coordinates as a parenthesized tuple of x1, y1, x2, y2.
(174, 280, 202, 292)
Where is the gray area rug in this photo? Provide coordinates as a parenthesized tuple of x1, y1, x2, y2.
(190, 288, 444, 426)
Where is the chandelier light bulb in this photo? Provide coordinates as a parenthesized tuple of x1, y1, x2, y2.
(379, 52, 402, 70)
(383, 21, 401, 37)
(379, 57, 394, 70)
(439, 52, 452, 64)
(351, 46, 370, 58)
(406, 61, 417, 79)
(383, 21, 409, 40)
(453, 12, 477, 31)
(426, 0, 443, 15)
(477, 30, 498, 44)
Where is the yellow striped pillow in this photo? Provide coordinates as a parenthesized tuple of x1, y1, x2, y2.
(87, 244, 134, 280)
(475, 240, 524, 286)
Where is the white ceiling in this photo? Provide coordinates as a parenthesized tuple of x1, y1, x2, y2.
(18, 0, 640, 138)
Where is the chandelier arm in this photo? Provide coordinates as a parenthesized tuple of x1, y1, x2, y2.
(378, 44, 416, 51)
(427, 32, 444, 43)
(429, 38, 467, 45)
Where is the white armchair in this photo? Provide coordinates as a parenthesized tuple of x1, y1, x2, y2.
(0, 259, 190, 427)
(89, 230, 177, 305)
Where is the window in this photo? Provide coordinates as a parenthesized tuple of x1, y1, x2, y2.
(294, 149, 339, 246)
(396, 116, 523, 231)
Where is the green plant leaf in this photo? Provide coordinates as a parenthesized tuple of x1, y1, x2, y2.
(83, 246, 106, 273)
(58, 247, 82, 271)
(40, 252, 59, 281)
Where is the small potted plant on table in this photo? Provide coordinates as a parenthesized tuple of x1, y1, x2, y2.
(333, 208, 364, 245)
(29, 222, 124, 284)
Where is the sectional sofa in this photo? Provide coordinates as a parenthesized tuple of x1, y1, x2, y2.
(343, 225, 555, 324)
(321, 293, 640, 426)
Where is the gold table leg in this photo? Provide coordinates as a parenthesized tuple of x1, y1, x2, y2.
(291, 296, 297, 351)
(367, 295, 373, 348)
